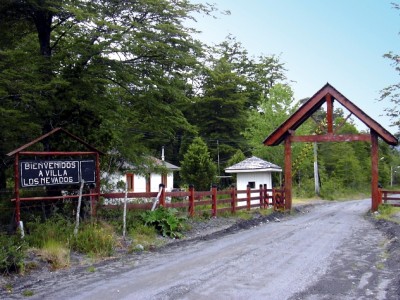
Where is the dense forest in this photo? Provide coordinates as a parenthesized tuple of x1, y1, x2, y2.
(1, 0, 399, 197)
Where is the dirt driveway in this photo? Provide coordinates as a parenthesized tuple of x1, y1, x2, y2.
(2, 199, 399, 299)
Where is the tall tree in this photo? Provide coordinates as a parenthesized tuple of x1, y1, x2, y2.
(0, 0, 214, 187)
(191, 57, 249, 171)
(244, 83, 298, 167)
(180, 137, 216, 190)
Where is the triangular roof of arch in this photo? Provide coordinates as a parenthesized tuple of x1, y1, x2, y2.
(263, 83, 398, 146)
(7, 127, 103, 156)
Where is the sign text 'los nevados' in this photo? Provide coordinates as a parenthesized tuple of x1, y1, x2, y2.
(19, 160, 95, 187)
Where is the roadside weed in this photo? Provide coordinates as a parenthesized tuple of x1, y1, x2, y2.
(37, 239, 70, 270)
(22, 289, 34, 297)
(87, 266, 96, 272)
(376, 205, 400, 224)
(71, 222, 116, 257)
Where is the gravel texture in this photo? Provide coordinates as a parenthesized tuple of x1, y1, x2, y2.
(1, 201, 399, 299)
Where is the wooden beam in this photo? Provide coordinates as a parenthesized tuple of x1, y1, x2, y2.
(326, 94, 333, 133)
(284, 138, 292, 211)
(290, 134, 371, 143)
(371, 131, 379, 211)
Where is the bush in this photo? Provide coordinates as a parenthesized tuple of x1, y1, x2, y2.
(38, 239, 70, 270)
(70, 222, 116, 257)
(97, 208, 143, 234)
(0, 234, 26, 274)
(25, 215, 72, 248)
(141, 207, 186, 238)
(129, 224, 160, 251)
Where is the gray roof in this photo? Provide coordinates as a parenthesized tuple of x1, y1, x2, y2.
(225, 156, 281, 173)
(151, 157, 180, 171)
(122, 156, 180, 171)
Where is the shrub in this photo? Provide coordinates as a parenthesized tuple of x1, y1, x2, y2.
(129, 224, 160, 251)
(141, 207, 186, 238)
(70, 222, 116, 257)
(38, 239, 70, 270)
(0, 234, 26, 274)
(25, 215, 72, 248)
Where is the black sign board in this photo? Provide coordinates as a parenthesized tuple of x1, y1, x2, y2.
(19, 160, 96, 187)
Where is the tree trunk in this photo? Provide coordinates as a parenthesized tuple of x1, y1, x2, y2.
(32, 10, 53, 57)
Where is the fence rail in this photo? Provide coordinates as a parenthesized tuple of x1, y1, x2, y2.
(101, 184, 285, 217)
(379, 189, 400, 207)
(2, 184, 286, 220)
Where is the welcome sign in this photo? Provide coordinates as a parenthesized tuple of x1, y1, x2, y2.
(19, 160, 96, 187)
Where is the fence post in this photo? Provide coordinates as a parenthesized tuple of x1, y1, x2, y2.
(259, 184, 263, 209)
(212, 184, 217, 217)
(246, 184, 251, 211)
(189, 185, 195, 217)
(231, 185, 237, 214)
(159, 184, 166, 207)
(264, 184, 268, 208)
(272, 187, 276, 210)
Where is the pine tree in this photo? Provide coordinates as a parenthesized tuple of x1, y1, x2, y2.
(180, 137, 217, 191)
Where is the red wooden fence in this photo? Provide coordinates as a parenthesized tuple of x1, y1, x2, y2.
(101, 184, 286, 217)
(379, 189, 400, 207)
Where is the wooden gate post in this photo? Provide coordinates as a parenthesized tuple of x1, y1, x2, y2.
(284, 137, 292, 211)
(371, 131, 379, 211)
(14, 152, 20, 224)
(259, 184, 264, 209)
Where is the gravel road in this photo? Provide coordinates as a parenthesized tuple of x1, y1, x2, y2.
(2, 199, 399, 299)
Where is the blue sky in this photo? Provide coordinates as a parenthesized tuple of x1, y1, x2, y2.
(191, 0, 399, 134)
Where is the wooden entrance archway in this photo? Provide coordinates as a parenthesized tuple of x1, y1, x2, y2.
(263, 83, 398, 211)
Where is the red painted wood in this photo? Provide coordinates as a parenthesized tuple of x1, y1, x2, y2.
(246, 185, 251, 211)
(19, 151, 98, 156)
(371, 131, 379, 211)
(284, 138, 292, 211)
(290, 134, 371, 143)
(264, 83, 397, 146)
(189, 185, 195, 217)
(14, 153, 20, 223)
(231, 186, 237, 214)
(212, 186, 217, 216)
(326, 94, 333, 133)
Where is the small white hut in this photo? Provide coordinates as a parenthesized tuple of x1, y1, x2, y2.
(225, 156, 282, 192)
(106, 156, 180, 193)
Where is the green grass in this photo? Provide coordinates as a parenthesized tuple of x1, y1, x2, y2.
(71, 222, 116, 257)
(37, 239, 70, 270)
(376, 204, 400, 224)
(129, 224, 163, 252)
(22, 289, 34, 297)
(87, 266, 96, 273)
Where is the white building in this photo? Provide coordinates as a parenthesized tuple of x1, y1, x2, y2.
(105, 156, 180, 193)
(225, 156, 282, 204)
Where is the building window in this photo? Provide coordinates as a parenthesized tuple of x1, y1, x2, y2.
(126, 173, 134, 191)
(248, 181, 255, 189)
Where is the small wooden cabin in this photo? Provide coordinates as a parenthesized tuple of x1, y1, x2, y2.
(225, 156, 282, 191)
